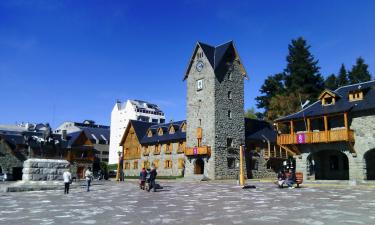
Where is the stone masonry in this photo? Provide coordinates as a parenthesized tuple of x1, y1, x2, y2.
(185, 42, 246, 180)
(22, 158, 70, 181)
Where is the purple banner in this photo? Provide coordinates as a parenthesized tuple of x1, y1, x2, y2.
(296, 133, 306, 144)
(193, 147, 198, 155)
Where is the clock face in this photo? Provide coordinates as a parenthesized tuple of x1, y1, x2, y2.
(196, 61, 204, 72)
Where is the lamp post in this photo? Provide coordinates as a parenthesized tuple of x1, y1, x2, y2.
(116, 150, 123, 181)
(239, 145, 245, 186)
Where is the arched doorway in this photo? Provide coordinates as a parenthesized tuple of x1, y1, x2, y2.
(308, 150, 349, 180)
(364, 149, 375, 180)
(194, 158, 204, 174)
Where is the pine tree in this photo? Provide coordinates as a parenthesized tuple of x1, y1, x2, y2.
(255, 73, 285, 111)
(284, 37, 324, 98)
(348, 57, 372, 84)
(337, 64, 348, 87)
(324, 74, 338, 90)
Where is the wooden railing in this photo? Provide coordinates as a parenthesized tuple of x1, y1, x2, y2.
(277, 129, 354, 145)
(185, 146, 211, 156)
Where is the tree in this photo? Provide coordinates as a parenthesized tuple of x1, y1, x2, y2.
(284, 37, 324, 98)
(255, 73, 285, 111)
(324, 74, 338, 90)
(266, 92, 307, 121)
(337, 64, 348, 87)
(348, 57, 372, 84)
(245, 107, 260, 119)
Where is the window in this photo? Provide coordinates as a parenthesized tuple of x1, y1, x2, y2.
(178, 141, 185, 153)
(228, 110, 232, 118)
(153, 159, 159, 169)
(251, 159, 258, 170)
(196, 79, 203, 91)
(160, 119, 165, 123)
(228, 73, 233, 81)
(349, 90, 363, 101)
(158, 128, 163, 136)
(227, 158, 235, 169)
(133, 160, 138, 169)
(147, 130, 153, 137)
(227, 138, 233, 148)
(143, 146, 150, 156)
(152, 119, 158, 123)
(165, 143, 172, 154)
(169, 126, 175, 134)
(124, 162, 131, 170)
(164, 160, 173, 169)
(154, 144, 161, 155)
(228, 91, 232, 99)
(142, 160, 150, 169)
(178, 158, 185, 169)
(181, 123, 187, 132)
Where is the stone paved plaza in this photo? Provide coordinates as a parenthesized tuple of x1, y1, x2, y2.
(1, 180, 375, 225)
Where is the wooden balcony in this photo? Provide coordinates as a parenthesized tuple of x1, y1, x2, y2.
(185, 146, 211, 156)
(277, 129, 355, 145)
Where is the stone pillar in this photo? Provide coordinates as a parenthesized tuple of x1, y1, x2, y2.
(295, 153, 309, 181)
(347, 153, 365, 181)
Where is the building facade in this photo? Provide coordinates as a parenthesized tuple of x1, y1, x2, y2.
(55, 120, 110, 163)
(109, 100, 166, 164)
(276, 80, 375, 182)
(120, 120, 186, 177)
(184, 41, 247, 180)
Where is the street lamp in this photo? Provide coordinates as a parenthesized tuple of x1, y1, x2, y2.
(116, 150, 123, 181)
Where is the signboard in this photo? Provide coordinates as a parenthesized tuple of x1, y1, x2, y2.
(296, 133, 306, 144)
(193, 147, 198, 155)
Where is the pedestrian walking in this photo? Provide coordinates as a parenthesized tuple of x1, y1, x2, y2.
(63, 166, 72, 194)
(148, 165, 157, 192)
(85, 167, 93, 192)
(139, 168, 147, 190)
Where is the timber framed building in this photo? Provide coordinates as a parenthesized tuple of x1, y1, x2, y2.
(276, 80, 375, 181)
(120, 120, 186, 177)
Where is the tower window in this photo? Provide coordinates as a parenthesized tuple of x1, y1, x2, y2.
(227, 158, 235, 169)
(228, 110, 232, 119)
(228, 73, 233, 81)
(227, 138, 233, 147)
(197, 79, 203, 91)
(228, 91, 232, 99)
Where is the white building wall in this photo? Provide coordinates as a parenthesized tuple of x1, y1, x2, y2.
(108, 100, 166, 164)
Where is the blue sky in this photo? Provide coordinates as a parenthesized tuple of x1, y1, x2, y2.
(0, 0, 374, 127)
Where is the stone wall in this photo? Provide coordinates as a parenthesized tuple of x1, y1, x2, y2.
(185, 44, 245, 180)
(0, 139, 25, 176)
(22, 158, 70, 181)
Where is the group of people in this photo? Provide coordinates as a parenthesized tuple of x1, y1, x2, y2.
(139, 166, 158, 192)
(276, 168, 296, 189)
(62, 166, 94, 194)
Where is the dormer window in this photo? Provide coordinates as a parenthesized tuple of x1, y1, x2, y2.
(319, 90, 340, 106)
(349, 90, 363, 102)
(181, 122, 187, 132)
(147, 130, 153, 137)
(169, 126, 175, 134)
(158, 128, 163, 136)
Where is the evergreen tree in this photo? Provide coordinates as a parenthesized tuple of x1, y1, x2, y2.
(255, 73, 285, 111)
(348, 57, 372, 84)
(337, 64, 348, 87)
(284, 37, 324, 98)
(324, 74, 338, 90)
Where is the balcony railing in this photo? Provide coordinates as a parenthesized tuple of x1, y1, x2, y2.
(185, 146, 211, 156)
(277, 129, 354, 145)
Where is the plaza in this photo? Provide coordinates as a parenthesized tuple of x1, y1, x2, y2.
(1, 180, 375, 225)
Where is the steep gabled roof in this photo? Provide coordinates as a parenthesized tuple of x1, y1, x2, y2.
(119, 120, 156, 146)
(183, 41, 248, 80)
(276, 80, 375, 122)
(140, 120, 186, 144)
(245, 118, 276, 142)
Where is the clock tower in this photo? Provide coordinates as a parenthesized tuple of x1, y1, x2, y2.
(183, 41, 248, 180)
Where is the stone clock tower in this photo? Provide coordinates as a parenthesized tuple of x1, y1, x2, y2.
(183, 41, 248, 180)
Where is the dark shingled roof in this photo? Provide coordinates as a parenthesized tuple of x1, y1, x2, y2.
(245, 118, 277, 142)
(140, 120, 186, 145)
(276, 80, 375, 122)
(197, 41, 233, 70)
(130, 120, 157, 141)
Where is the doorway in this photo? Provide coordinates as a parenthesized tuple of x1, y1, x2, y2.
(194, 158, 204, 174)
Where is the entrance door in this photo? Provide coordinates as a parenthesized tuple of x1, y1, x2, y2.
(194, 158, 204, 174)
(310, 150, 349, 180)
(365, 149, 375, 180)
(12, 167, 23, 180)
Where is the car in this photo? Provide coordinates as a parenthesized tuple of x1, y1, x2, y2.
(0, 173, 8, 182)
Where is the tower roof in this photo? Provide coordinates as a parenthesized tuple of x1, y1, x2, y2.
(183, 41, 248, 80)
